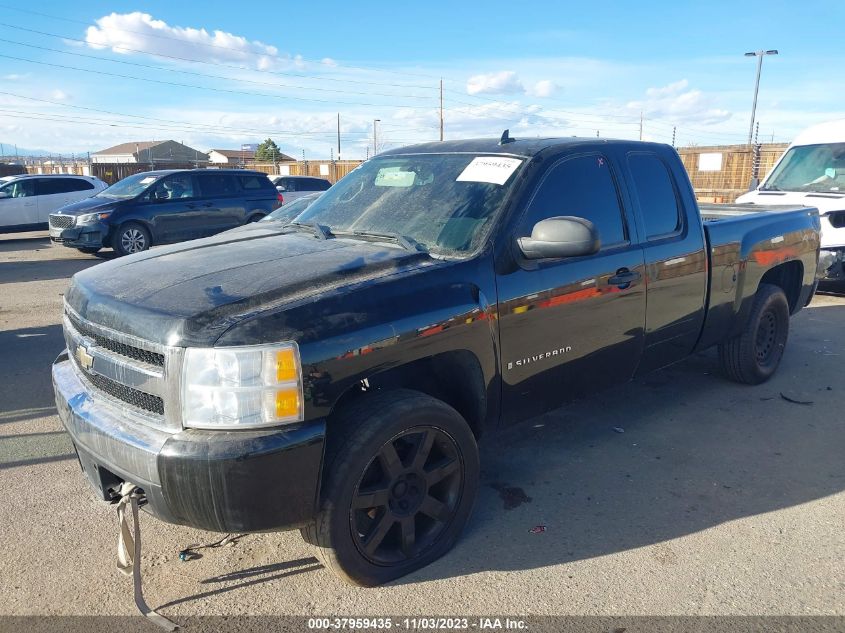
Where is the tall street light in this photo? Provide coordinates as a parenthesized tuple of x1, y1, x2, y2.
(745, 49, 778, 145)
(373, 119, 381, 156)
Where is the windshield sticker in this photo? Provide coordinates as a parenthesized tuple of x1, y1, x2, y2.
(457, 156, 523, 185)
(375, 167, 416, 187)
(140, 176, 157, 184)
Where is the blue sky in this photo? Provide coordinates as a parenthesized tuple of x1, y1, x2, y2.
(0, 1, 843, 158)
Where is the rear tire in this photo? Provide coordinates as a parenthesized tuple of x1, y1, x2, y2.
(302, 389, 479, 586)
(718, 283, 790, 384)
(112, 222, 150, 256)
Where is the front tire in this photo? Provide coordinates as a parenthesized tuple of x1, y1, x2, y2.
(302, 389, 479, 586)
(719, 283, 790, 384)
(112, 222, 150, 256)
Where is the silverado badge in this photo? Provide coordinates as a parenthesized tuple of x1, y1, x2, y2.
(75, 345, 94, 372)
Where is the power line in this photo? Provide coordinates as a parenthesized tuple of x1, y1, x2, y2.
(0, 23, 439, 93)
(0, 52, 442, 110)
(0, 4, 446, 82)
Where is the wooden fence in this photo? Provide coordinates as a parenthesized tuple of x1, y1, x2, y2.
(676, 143, 788, 203)
(20, 160, 364, 185)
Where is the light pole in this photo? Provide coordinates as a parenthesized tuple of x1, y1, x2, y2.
(745, 49, 778, 145)
(373, 119, 381, 156)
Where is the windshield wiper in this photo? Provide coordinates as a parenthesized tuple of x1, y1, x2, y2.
(759, 184, 781, 191)
(284, 221, 333, 240)
(334, 230, 427, 252)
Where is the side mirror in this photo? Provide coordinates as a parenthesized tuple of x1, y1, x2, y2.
(517, 216, 600, 260)
(0, 192, 8, 199)
(276, 185, 286, 193)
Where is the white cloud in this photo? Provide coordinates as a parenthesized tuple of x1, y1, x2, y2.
(51, 89, 69, 101)
(3, 73, 28, 81)
(626, 79, 731, 126)
(530, 80, 557, 98)
(466, 71, 525, 96)
(321, 57, 338, 67)
(85, 12, 281, 69)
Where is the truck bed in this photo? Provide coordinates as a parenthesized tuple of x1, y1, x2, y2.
(699, 203, 812, 221)
(695, 203, 820, 351)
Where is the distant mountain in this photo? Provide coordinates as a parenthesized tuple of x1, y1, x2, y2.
(0, 143, 84, 158)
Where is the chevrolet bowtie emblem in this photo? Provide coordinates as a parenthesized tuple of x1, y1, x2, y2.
(75, 345, 94, 371)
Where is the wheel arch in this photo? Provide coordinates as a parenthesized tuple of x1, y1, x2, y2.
(758, 260, 803, 314)
(328, 350, 489, 441)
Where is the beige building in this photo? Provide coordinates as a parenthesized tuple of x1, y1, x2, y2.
(91, 140, 208, 164)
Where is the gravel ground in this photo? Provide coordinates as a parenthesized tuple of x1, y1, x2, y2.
(0, 231, 842, 624)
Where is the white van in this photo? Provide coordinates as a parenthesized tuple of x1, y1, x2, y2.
(0, 174, 107, 233)
(736, 119, 845, 281)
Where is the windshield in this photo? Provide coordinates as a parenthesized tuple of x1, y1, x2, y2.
(264, 193, 320, 222)
(96, 172, 161, 199)
(763, 143, 845, 193)
(294, 154, 523, 255)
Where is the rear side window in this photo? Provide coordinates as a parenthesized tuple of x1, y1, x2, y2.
(197, 173, 238, 196)
(627, 153, 681, 239)
(65, 179, 96, 192)
(238, 175, 273, 191)
(282, 179, 296, 192)
(36, 178, 85, 195)
(308, 178, 331, 191)
(521, 154, 627, 248)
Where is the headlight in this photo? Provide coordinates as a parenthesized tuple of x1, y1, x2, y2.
(181, 343, 303, 429)
(77, 211, 112, 224)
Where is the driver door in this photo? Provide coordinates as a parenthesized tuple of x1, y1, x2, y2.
(496, 152, 647, 423)
(0, 179, 36, 228)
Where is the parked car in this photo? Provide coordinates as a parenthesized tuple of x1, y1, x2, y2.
(0, 174, 107, 233)
(263, 192, 322, 223)
(48, 169, 282, 256)
(736, 118, 845, 281)
(54, 136, 820, 587)
(270, 175, 331, 202)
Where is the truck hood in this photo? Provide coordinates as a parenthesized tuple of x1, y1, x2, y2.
(54, 196, 120, 215)
(66, 226, 440, 346)
(736, 189, 845, 213)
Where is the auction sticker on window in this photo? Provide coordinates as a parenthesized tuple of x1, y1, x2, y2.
(456, 156, 523, 185)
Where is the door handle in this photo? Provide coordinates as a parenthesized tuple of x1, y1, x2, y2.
(608, 268, 641, 288)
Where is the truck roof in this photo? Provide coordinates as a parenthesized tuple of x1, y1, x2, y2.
(379, 136, 671, 158)
(790, 119, 845, 146)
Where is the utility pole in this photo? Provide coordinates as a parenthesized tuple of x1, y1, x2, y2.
(373, 119, 380, 156)
(639, 112, 643, 141)
(744, 49, 778, 146)
(337, 113, 341, 161)
(439, 78, 444, 141)
(672, 126, 676, 147)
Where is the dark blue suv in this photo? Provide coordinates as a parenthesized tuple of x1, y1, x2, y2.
(49, 169, 281, 256)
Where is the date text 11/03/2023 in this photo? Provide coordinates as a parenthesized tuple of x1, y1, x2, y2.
(307, 617, 528, 630)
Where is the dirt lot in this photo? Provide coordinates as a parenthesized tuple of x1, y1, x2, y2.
(0, 231, 843, 621)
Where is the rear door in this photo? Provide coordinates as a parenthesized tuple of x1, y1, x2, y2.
(194, 173, 245, 235)
(35, 178, 85, 221)
(624, 150, 708, 374)
(0, 178, 35, 227)
(496, 152, 647, 423)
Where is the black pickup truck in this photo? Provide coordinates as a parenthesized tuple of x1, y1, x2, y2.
(53, 136, 820, 586)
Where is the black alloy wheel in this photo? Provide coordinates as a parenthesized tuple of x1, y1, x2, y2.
(351, 427, 463, 565)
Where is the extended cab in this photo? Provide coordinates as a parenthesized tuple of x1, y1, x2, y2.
(53, 137, 820, 586)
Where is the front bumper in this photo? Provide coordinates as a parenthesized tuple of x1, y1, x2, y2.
(819, 248, 845, 281)
(53, 356, 326, 533)
(49, 222, 109, 248)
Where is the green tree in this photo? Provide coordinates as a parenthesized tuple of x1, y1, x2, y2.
(255, 138, 281, 161)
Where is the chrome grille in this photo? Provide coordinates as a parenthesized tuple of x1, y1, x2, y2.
(49, 214, 75, 229)
(67, 311, 165, 367)
(87, 373, 164, 416)
(62, 303, 182, 431)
